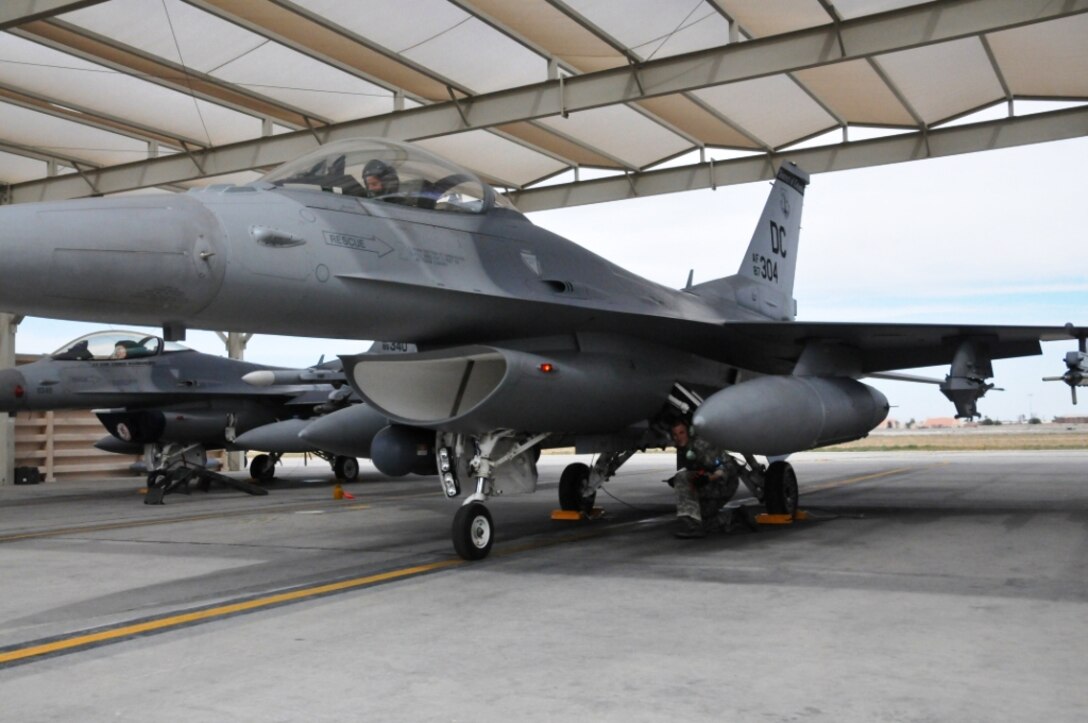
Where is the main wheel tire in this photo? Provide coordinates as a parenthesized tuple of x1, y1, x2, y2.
(558, 462, 595, 512)
(452, 503, 494, 561)
(764, 461, 799, 517)
(333, 456, 359, 481)
(249, 453, 275, 481)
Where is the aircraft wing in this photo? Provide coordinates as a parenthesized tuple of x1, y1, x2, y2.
(713, 321, 1076, 375)
(335, 274, 1080, 377)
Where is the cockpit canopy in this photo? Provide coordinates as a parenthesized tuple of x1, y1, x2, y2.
(260, 138, 516, 214)
(51, 331, 190, 361)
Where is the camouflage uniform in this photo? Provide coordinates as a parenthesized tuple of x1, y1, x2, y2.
(674, 436, 739, 523)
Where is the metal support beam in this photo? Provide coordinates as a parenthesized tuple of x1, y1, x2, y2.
(0, 139, 98, 174)
(0, 1, 105, 29)
(511, 105, 1088, 212)
(0, 313, 23, 485)
(0, 81, 199, 151)
(9, 0, 1085, 203)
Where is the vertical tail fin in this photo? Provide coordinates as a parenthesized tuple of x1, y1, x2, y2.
(738, 162, 809, 306)
(687, 162, 809, 320)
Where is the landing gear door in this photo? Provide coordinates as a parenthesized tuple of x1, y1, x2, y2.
(487, 438, 538, 497)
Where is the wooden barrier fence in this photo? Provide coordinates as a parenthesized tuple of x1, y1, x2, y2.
(14, 409, 142, 482)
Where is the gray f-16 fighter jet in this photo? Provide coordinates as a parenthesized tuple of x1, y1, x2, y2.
(0, 330, 362, 492)
(0, 139, 1082, 558)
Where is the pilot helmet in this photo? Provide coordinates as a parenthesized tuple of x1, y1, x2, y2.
(362, 159, 400, 197)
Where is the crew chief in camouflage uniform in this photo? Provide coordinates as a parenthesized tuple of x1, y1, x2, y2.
(670, 420, 740, 538)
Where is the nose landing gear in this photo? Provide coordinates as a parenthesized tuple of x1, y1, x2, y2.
(439, 430, 547, 561)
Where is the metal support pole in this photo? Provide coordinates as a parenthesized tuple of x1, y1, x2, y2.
(217, 331, 252, 362)
(0, 313, 22, 485)
(215, 331, 254, 472)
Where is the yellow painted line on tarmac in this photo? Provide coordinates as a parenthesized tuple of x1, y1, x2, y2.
(0, 558, 462, 667)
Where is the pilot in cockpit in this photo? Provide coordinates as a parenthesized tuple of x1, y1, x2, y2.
(110, 340, 151, 360)
(362, 159, 400, 201)
(111, 341, 136, 359)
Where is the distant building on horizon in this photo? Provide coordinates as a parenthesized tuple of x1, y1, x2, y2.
(920, 417, 963, 429)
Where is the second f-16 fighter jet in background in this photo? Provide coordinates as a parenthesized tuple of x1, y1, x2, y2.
(0, 138, 1083, 558)
(0, 329, 374, 492)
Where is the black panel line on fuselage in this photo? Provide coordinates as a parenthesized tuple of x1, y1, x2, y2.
(450, 359, 476, 418)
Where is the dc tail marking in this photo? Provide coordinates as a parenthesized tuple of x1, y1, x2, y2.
(738, 162, 809, 302)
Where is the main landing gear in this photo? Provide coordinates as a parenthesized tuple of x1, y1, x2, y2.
(332, 455, 360, 481)
(249, 451, 359, 482)
(736, 455, 799, 518)
(249, 452, 280, 481)
(763, 460, 799, 517)
(558, 463, 592, 512)
(558, 450, 635, 514)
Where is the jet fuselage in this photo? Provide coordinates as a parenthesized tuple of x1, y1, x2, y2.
(0, 184, 761, 348)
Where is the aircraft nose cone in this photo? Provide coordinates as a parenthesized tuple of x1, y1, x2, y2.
(0, 194, 225, 324)
(0, 368, 28, 412)
(299, 404, 389, 458)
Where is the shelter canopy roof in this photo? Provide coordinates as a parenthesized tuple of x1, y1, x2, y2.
(0, 0, 1083, 208)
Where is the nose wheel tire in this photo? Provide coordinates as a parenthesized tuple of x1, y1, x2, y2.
(333, 455, 359, 481)
(559, 462, 595, 513)
(763, 461, 799, 517)
(452, 503, 494, 561)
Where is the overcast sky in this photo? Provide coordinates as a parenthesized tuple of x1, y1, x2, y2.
(14, 133, 1087, 423)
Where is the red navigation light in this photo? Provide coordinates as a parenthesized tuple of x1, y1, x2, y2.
(14, 384, 24, 398)
(538, 362, 555, 374)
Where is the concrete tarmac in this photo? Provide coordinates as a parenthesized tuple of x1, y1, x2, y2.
(1, 451, 1086, 722)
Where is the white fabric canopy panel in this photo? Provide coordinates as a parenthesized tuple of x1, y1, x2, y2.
(0, 32, 261, 146)
(464, 0, 627, 74)
(793, 60, 916, 127)
(63, 0, 260, 73)
(876, 38, 1006, 125)
(0, 101, 148, 166)
(693, 74, 839, 149)
(63, 0, 395, 123)
(563, 0, 732, 60)
(716, 0, 831, 38)
(293, 0, 549, 93)
(537, 103, 692, 169)
(0, 149, 46, 183)
(415, 131, 567, 189)
(205, 42, 396, 123)
(988, 14, 1088, 99)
